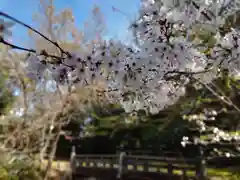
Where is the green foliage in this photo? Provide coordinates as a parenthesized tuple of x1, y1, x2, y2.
(0, 153, 42, 180)
(0, 78, 14, 115)
(0, 52, 15, 115)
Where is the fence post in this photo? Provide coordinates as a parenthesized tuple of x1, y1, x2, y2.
(196, 146, 207, 180)
(116, 151, 126, 179)
(70, 146, 76, 180)
(167, 163, 173, 176)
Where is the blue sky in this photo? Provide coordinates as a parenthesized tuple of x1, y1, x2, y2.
(0, 0, 140, 47)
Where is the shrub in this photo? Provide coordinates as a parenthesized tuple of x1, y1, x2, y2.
(0, 153, 42, 180)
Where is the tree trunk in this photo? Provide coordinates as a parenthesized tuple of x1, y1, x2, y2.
(43, 128, 61, 180)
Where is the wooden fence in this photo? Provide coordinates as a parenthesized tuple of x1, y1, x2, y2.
(70, 146, 207, 180)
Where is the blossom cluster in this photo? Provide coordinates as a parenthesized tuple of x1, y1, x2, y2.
(2, 0, 240, 114)
(181, 108, 240, 156)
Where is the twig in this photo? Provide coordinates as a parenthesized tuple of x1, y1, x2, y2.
(191, 1, 214, 21)
(0, 11, 66, 55)
(194, 77, 240, 113)
(0, 38, 65, 61)
(164, 69, 212, 77)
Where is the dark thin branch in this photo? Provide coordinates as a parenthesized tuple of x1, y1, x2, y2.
(1, 37, 36, 53)
(0, 11, 66, 55)
(164, 69, 212, 77)
(0, 38, 75, 68)
(218, 0, 233, 16)
(191, 1, 214, 21)
(0, 38, 63, 60)
(192, 76, 240, 113)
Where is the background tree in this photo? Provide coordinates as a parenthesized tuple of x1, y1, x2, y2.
(0, 45, 15, 116)
(29, 0, 83, 54)
(83, 4, 107, 44)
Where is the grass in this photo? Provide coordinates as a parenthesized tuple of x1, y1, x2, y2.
(41, 160, 70, 172)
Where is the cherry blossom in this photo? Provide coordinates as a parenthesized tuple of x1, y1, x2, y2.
(2, 0, 240, 115)
(25, 55, 47, 81)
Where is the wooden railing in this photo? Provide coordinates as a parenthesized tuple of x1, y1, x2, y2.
(70, 146, 207, 179)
